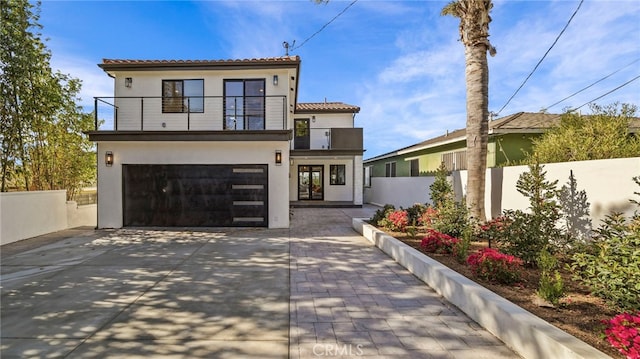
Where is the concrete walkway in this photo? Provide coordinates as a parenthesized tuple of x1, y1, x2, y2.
(1, 207, 519, 358)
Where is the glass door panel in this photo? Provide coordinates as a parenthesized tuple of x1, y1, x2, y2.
(298, 165, 323, 200)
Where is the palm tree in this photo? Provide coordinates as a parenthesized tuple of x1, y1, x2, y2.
(442, 0, 496, 222)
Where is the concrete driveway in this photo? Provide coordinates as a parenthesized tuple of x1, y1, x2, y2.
(1, 227, 290, 358)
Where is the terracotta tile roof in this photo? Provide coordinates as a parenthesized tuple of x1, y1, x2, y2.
(296, 102, 360, 113)
(99, 56, 300, 70)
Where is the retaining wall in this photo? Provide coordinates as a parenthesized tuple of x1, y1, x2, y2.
(0, 191, 96, 245)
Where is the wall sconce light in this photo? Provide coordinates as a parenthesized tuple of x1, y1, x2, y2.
(273, 75, 278, 86)
(125, 77, 132, 88)
(275, 150, 282, 165)
(105, 151, 114, 167)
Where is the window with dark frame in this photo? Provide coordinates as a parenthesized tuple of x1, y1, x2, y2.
(410, 159, 419, 177)
(224, 79, 266, 130)
(385, 162, 396, 177)
(330, 165, 346, 185)
(162, 79, 204, 113)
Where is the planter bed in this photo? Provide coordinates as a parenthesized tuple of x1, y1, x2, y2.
(352, 218, 611, 359)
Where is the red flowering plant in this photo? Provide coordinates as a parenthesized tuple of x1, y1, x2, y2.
(466, 248, 523, 284)
(386, 209, 409, 232)
(420, 229, 460, 254)
(603, 312, 640, 359)
(418, 206, 439, 229)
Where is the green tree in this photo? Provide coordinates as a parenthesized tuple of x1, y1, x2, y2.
(442, 0, 497, 222)
(0, 0, 94, 199)
(529, 103, 640, 164)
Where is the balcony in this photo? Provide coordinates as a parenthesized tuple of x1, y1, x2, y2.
(93, 96, 287, 131)
(291, 127, 363, 155)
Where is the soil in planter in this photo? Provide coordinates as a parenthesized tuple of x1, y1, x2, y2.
(385, 230, 623, 358)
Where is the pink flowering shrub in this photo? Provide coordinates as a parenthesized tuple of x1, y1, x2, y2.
(387, 209, 409, 232)
(603, 312, 640, 359)
(418, 207, 439, 228)
(467, 248, 523, 284)
(420, 229, 460, 254)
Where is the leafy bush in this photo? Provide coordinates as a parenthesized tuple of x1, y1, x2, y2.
(602, 312, 640, 359)
(432, 198, 470, 239)
(537, 249, 565, 305)
(477, 215, 510, 248)
(387, 209, 409, 232)
(571, 213, 640, 311)
(467, 248, 523, 284)
(369, 204, 395, 227)
(420, 229, 460, 254)
(495, 163, 562, 265)
(429, 162, 453, 209)
(418, 206, 438, 228)
(406, 203, 427, 225)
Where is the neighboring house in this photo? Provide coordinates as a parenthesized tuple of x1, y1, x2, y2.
(363, 111, 640, 181)
(87, 56, 362, 229)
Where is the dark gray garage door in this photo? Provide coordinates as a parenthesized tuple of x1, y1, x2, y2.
(123, 164, 268, 227)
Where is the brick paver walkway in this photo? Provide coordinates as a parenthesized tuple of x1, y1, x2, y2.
(289, 207, 519, 358)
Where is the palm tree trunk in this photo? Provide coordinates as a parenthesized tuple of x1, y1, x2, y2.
(464, 43, 489, 221)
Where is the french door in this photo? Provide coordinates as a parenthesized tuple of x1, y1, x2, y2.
(298, 165, 323, 200)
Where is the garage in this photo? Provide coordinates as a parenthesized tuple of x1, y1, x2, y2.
(122, 164, 268, 227)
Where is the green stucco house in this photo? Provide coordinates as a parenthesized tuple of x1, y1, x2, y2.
(364, 112, 568, 180)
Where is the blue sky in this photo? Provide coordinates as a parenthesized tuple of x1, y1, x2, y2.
(38, 0, 640, 159)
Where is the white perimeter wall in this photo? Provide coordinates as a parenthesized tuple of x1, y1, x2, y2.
(453, 157, 640, 225)
(364, 176, 436, 208)
(0, 191, 97, 245)
(365, 157, 640, 225)
(97, 141, 290, 229)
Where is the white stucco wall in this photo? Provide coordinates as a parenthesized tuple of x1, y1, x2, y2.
(97, 141, 290, 229)
(1, 191, 68, 245)
(364, 177, 436, 208)
(453, 157, 640, 224)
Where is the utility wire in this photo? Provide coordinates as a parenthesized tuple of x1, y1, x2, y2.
(496, 0, 584, 115)
(544, 58, 640, 111)
(572, 75, 640, 111)
(291, 0, 358, 52)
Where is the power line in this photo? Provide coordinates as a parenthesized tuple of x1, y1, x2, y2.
(572, 75, 640, 111)
(544, 58, 640, 111)
(290, 0, 358, 52)
(496, 0, 584, 115)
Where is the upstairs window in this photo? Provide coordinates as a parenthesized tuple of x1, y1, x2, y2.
(162, 79, 204, 113)
(224, 79, 265, 130)
(385, 162, 396, 177)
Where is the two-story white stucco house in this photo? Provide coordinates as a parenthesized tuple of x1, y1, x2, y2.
(87, 56, 363, 229)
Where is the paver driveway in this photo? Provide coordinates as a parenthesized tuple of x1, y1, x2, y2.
(288, 207, 518, 359)
(1, 207, 518, 358)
